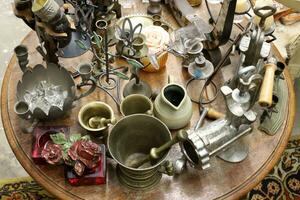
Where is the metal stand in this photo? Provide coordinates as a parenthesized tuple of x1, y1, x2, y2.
(217, 140, 248, 163)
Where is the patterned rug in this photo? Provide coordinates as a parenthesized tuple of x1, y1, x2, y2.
(0, 138, 300, 200)
(0, 177, 55, 200)
(243, 136, 300, 200)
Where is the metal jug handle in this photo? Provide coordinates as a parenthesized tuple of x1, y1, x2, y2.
(74, 78, 97, 101)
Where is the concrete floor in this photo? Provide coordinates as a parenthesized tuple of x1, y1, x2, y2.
(0, 0, 30, 178)
(0, 0, 299, 179)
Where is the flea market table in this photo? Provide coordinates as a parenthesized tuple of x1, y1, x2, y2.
(1, 1, 296, 200)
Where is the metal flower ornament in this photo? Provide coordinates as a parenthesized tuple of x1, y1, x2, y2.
(42, 133, 102, 176)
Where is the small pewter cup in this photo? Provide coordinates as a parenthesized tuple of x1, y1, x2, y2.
(153, 20, 162, 26)
(161, 24, 169, 32)
(14, 101, 31, 120)
(132, 35, 145, 53)
(120, 94, 153, 116)
(78, 63, 93, 83)
(152, 14, 161, 21)
(14, 45, 28, 62)
(108, 114, 171, 189)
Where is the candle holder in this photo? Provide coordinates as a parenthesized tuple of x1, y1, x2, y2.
(14, 101, 32, 120)
(14, 45, 29, 72)
(123, 78, 153, 98)
(78, 63, 93, 84)
(182, 38, 203, 68)
(188, 55, 214, 80)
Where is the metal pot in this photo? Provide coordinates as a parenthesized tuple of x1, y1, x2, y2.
(78, 101, 116, 136)
(107, 114, 172, 189)
(15, 63, 95, 120)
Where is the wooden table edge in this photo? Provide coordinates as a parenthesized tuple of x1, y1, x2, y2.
(1, 33, 81, 200)
(0, 33, 295, 200)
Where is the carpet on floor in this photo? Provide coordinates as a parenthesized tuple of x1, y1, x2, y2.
(0, 137, 300, 200)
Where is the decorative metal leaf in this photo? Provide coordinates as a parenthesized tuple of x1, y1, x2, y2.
(75, 39, 88, 50)
(63, 142, 72, 152)
(112, 70, 129, 80)
(126, 58, 144, 70)
(50, 132, 67, 145)
(70, 133, 82, 143)
(92, 31, 102, 49)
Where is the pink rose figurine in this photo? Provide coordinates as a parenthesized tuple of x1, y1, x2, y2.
(41, 141, 63, 165)
(68, 140, 101, 175)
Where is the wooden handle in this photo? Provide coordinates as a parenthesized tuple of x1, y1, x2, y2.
(206, 108, 225, 120)
(280, 14, 300, 25)
(259, 63, 277, 107)
(274, 8, 294, 21)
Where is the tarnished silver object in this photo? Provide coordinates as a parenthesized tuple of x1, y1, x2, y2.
(179, 66, 262, 169)
(78, 63, 93, 83)
(236, 6, 276, 76)
(15, 63, 96, 121)
(147, 0, 162, 15)
(174, 156, 186, 174)
(188, 55, 214, 80)
(14, 101, 31, 120)
(167, 0, 237, 50)
(181, 38, 203, 68)
(181, 123, 252, 170)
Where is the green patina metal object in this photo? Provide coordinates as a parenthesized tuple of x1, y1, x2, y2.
(259, 78, 288, 135)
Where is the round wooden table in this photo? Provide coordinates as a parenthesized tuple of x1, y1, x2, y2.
(1, 2, 296, 200)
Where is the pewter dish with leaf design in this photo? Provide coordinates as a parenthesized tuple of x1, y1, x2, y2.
(16, 63, 77, 120)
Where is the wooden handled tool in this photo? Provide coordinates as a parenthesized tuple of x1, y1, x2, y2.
(280, 13, 300, 25)
(259, 63, 277, 107)
(207, 108, 225, 120)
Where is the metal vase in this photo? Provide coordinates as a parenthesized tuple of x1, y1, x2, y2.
(108, 114, 172, 189)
